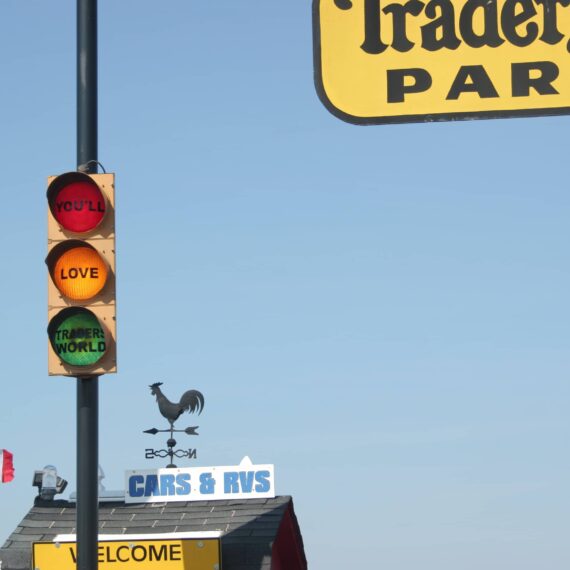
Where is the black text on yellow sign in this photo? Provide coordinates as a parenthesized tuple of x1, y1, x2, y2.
(313, 0, 570, 123)
(32, 538, 221, 570)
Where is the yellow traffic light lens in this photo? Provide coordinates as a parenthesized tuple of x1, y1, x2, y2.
(52, 246, 108, 300)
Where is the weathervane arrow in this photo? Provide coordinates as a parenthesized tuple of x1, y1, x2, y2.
(143, 426, 199, 435)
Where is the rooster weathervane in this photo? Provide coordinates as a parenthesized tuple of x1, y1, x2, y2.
(144, 382, 205, 468)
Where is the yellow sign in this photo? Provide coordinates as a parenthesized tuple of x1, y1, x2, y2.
(33, 538, 221, 570)
(313, 0, 570, 123)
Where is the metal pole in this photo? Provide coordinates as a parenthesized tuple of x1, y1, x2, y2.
(77, 1, 99, 570)
(78, 0, 97, 170)
(77, 377, 99, 570)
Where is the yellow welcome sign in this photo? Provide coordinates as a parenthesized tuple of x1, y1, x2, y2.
(313, 0, 570, 123)
(33, 538, 221, 570)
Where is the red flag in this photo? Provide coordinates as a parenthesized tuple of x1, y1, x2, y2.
(1, 449, 14, 483)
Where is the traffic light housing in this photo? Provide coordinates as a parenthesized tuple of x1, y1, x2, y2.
(46, 172, 116, 376)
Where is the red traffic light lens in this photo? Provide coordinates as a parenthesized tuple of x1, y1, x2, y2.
(48, 173, 106, 233)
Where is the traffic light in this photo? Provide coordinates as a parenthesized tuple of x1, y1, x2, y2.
(46, 172, 116, 376)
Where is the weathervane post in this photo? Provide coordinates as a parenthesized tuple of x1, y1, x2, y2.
(76, 0, 99, 569)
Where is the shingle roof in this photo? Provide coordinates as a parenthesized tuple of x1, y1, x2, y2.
(0, 495, 305, 570)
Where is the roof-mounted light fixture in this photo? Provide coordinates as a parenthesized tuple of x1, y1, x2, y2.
(32, 465, 68, 501)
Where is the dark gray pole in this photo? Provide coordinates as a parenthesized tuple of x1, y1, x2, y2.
(77, 377, 99, 570)
(78, 0, 97, 170)
(77, 1, 99, 570)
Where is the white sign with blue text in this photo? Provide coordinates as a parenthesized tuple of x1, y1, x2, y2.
(125, 457, 275, 504)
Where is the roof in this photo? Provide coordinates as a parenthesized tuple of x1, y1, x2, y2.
(0, 495, 307, 570)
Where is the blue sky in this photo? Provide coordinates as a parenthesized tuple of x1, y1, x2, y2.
(0, 1, 569, 568)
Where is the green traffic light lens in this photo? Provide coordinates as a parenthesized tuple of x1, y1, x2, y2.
(48, 308, 106, 367)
